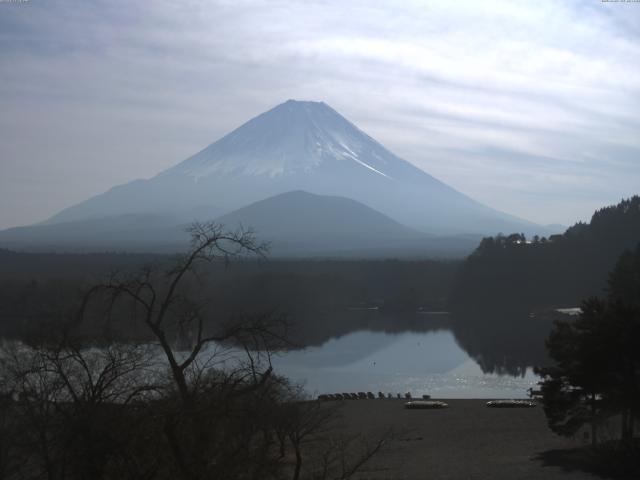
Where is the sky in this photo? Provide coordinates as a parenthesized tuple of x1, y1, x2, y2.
(0, 0, 639, 229)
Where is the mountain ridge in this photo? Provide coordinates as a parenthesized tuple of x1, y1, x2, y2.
(0, 190, 483, 257)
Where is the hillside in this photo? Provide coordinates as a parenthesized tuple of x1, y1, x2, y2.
(214, 190, 426, 255)
(451, 196, 640, 311)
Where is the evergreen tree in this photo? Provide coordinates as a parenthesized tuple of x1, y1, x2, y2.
(536, 245, 640, 445)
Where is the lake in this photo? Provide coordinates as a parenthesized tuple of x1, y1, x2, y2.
(272, 329, 540, 399)
(1, 309, 550, 400)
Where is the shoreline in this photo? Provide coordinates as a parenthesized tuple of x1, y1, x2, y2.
(331, 399, 600, 479)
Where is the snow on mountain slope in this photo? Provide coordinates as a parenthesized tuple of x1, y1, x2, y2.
(45, 100, 540, 235)
(169, 100, 397, 180)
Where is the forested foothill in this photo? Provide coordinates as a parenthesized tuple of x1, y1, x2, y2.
(451, 196, 640, 312)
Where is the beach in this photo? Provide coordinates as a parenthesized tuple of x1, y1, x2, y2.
(332, 399, 599, 480)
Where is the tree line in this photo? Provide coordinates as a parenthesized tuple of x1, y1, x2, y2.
(451, 196, 640, 312)
(0, 250, 458, 344)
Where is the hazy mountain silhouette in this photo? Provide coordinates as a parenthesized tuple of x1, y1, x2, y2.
(215, 190, 426, 254)
(0, 214, 189, 252)
(44, 100, 542, 236)
(0, 190, 482, 256)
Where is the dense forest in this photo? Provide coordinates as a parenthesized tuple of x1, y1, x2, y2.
(451, 196, 640, 312)
(0, 250, 458, 345)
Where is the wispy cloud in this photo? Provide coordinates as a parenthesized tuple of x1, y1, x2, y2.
(0, 0, 638, 227)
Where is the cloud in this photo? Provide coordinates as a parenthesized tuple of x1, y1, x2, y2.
(0, 0, 639, 228)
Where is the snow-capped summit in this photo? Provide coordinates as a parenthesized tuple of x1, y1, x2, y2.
(44, 100, 539, 235)
(166, 100, 394, 180)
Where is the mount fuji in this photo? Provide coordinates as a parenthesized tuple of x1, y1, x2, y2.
(0, 100, 551, 255)
(44, 100, 537, 236)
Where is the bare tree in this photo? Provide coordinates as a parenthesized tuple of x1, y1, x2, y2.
(74, 223, 296, 479)
(79, 223, 283, 402)
(0, 333, 161, 480)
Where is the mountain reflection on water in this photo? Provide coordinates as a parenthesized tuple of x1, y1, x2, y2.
(274, 310, 554, 399)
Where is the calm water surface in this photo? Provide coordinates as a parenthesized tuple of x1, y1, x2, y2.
(272, 330, 539, 399)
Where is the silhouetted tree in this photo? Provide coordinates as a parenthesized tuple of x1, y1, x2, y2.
(536, 298, 611, 444)
(536, 245, 640, 446)
(77, 222, 293, 479)
(0, 334, 161, 480)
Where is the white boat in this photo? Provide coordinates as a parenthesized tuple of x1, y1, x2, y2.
(404, 400, 448, 409)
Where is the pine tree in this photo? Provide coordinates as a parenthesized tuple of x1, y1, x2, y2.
(536, 244, 640, 445)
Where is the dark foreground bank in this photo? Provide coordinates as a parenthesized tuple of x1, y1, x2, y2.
(333, 399, 607, 480)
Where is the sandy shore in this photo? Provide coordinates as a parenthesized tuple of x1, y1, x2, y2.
(332, 399, 600, 480)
